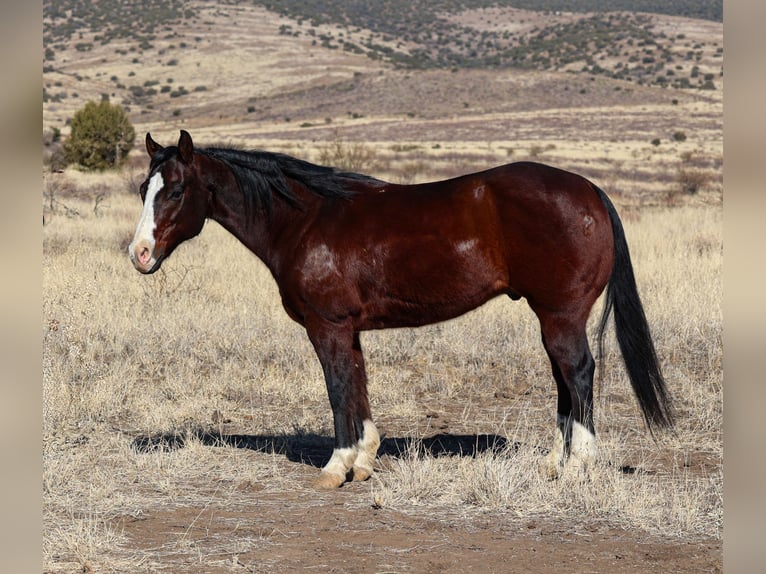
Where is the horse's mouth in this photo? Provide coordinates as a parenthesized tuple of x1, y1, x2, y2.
(140, 254, 165, 274)
(130, 251, 165, 274)
(142, 255, 165, 274)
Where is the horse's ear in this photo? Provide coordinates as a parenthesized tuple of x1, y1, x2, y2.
(146, 133, 163, 159)
(178, 130, 194, 164)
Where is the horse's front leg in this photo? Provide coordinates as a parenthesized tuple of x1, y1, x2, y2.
(348, 332, 380, 482)
(306, 318, 379, 489)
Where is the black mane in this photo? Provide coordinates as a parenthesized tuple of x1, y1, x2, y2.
(149, 145, 385, 218)
(199, 147, 385, 215)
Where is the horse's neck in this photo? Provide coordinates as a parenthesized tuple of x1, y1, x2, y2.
(210, 175, 313, 274)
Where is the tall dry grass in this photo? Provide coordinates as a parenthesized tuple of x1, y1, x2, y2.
(43, 164, 721, 571)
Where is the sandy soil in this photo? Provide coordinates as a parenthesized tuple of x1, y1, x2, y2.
(118, 429, 721, 573)
(121, 494, 721, 573)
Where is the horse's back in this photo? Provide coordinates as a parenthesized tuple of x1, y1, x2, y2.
(290, 161, 614, 329)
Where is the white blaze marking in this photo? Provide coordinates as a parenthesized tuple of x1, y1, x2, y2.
(129, 172, 163, 257)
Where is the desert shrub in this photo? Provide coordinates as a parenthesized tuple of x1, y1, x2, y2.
(47, 147, 69, 172)
(317, 138, 375, 172)
(528, 144, 545, 158)
(63, 100, 135, 171)
(677, 167, 709, 195)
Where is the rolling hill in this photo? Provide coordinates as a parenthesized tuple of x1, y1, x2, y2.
(42, 0, 722, 205)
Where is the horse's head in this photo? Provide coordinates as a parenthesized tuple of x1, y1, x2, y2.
(129, 130, 210, 274)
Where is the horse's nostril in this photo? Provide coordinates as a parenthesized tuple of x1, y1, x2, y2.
(138, 246, 150, 266)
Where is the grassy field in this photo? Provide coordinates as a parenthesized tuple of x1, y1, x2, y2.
(42, 1, 722, 571)
(43, 161, 721, 571)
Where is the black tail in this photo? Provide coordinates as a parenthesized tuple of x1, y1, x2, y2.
(593, 186, 674, 432)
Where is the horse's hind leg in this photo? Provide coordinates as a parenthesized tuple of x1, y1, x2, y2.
(535, 308, 597, 477)
(542, 358, 573, 478)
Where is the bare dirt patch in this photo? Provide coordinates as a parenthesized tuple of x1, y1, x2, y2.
(110, 406, 721, 573)
(118, 491, 721, 574)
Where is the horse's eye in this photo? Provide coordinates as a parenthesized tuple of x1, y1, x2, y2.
(139, 181, 148, 201)
(168, 184, 184, 200)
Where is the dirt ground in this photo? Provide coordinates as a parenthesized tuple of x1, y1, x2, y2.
(118, 441, 721, 573)
(112, 414, 721, 574)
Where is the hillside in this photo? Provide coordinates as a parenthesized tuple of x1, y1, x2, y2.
(42, 0, 722, 205)
(253, 0, 722, 73)
(45, 0, 723, 90)
(43, 0, 722, 126)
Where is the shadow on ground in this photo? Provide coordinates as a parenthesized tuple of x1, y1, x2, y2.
(130, 428, 537, 468)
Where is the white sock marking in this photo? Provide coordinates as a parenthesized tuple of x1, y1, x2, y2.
(570, 420, 597, 463)
(322, 447, 357, 478)
(544, 415, 567, 476)
(354, 420, 380, 474)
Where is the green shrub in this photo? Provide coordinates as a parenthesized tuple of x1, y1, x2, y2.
(63, 100, 135, 170)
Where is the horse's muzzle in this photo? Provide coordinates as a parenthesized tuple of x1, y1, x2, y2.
(129, 240, 163, 274)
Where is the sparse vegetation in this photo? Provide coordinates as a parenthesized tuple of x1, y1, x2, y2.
(316, 137, 376, 171)
(42, 1, 722, 570)
(239, 1, 721, 86)
(676, 167, 709, 195)
(44, 181, 721, 569)
(43, 0, 722, 91)
(43, 0, 196, 49)
(63, 100, 135, 170)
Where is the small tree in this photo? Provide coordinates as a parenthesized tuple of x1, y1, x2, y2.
(64, 100, 135, 170)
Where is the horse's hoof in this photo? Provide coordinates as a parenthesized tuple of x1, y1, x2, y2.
(567, 454, 596, 480)
(540, 457, 563, 480)
(352, 465, 373, 482)
(313, 471, 346, 490)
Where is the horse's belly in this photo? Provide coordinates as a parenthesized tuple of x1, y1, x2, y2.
(357, 271, 507, 330)
(348, 231, 510, 329)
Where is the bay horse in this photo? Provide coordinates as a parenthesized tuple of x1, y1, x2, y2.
(129, 130, 673, 488)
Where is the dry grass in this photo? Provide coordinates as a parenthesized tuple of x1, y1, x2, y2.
(42, 2, 722, 568)
(43, 158, 721, 569)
